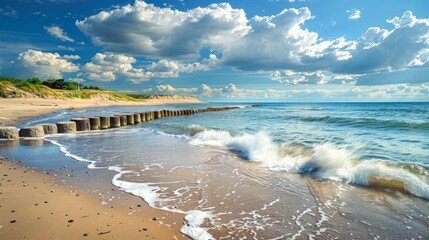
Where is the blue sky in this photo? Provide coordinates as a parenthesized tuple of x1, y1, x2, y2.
(1, 0, 429, 101)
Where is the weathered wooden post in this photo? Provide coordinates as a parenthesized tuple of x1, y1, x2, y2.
(71, 118, 90, 131)
(88, 117, 101, 130)
(110, 116, 121, 128)
(38, 124, 58, 135)
(126, 114, 135, 125)
(134, 113, 141, 123)
(99, 116, 110, 129)
(119, 115, 127, 126)
(19, 125, 45, 137)
(57, 122, 77, 133)
(0, 127, 19, 139)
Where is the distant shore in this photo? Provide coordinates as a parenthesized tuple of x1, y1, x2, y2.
(0, 96, 202, 126)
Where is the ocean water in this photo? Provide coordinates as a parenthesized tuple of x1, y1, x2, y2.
(1, 102, 428, 239)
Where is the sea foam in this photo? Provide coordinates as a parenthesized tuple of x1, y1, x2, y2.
(47, 138, 100, 169)
(191, 130, 429, 200)
(108, 166, 214, 240)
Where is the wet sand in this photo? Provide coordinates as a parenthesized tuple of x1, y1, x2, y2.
(0, 158, 187, 239)
(0, 97, 200, 239)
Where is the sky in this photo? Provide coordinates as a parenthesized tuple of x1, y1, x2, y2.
(1, 0, 429, 102)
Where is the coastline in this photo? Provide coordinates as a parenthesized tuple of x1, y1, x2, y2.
(0, 97, 201, 239)
(0, 97, 202, 126)
(1, 100, 428, 239)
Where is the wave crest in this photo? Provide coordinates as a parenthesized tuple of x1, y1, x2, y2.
(191, 130, 429, 199)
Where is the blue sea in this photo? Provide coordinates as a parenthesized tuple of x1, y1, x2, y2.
(1, 102, 428, 239)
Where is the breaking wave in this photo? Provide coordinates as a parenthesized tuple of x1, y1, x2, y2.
(190, 130, 429, 200)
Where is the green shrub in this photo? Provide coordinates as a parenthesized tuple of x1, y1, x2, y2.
(16, 80, 30, 88)
(26, 78, 41, 84)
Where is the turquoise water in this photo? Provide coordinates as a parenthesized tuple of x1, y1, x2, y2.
(2, 102, 429, 239)
(149, 102, 429, 198)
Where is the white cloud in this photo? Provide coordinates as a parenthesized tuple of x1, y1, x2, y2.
(82, 52, 219, 82)
(76, 1, 249, 59)
(155, 83, 239, 97)
(350, 83, 429, 99)
(0, 6, 18, 18)
(144, 82, 429, 101)
(271, 70, 358, 85)
(44, 25, 75, 42)
(82, 53, 146, 82)
(147, 54, 220, 78)
(58, 45, 76, 52)
(63, 54, 80, 60)
(156, 84, 197, 94)
(75, 3, 429, 86)
(199, 84, 213, 96)
(347, 9, 361, 20)
(2, 49, 79, 79)
(32, 11, 46, 17)
(221, 7, 358, 72)
(334, 11, 429, 74)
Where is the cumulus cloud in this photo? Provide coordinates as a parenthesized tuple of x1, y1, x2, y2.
(81, 52, 219, 82)
(155, 83, 240, 97)
(76, 1, 249, 59)
(347, 9, 361, 20)
(75, 2, 429, 86)
(199, 84, 213, 96)
(148, 82, 429, 101)
(271, 70, 358, 85)
(350, 83, 429, 99)
(2, 49, 79, 79)
(147, 54, 220, 78)
(81, 53, 146, 82)
(44, 25, 75, 42)
(334, 11, 429, 74)
(63, 54, 80, 60)
(153, 83, 241, 97)
(156, 84, 197, 94)
(221, 7, 358, 71)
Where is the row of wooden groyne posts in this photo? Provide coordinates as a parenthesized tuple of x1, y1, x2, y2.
(0, 106, 247, 140)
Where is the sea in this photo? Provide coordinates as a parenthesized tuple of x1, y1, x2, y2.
(0, 102, 428, 239)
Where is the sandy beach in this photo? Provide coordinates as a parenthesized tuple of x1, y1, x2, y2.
(0, 158, 189, 239)
(0, 97, 200, 239)
(0, 97, 201, 126)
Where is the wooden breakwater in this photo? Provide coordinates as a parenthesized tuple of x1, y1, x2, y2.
(0, 106, 247, 139)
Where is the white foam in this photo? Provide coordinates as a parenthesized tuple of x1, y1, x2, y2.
(180, 210, 214, 240)
(108, 165, 214, 239)
(24, 111, 68, 126)
(46, 138, 100, 169)
(191, 130, 429, 200)
(108, 166, 160, 207)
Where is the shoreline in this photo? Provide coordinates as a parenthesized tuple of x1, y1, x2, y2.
(0, 97, 198, 239)
(0, 97, 202, 126)
(0, 157, 187, 239)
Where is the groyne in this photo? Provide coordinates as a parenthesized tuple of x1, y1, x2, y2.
(0, 106, 247, 139)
